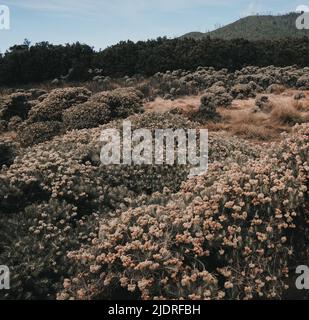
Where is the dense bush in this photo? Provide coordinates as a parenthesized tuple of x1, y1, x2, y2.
(200, 84, 233, 115)
(28, 87, 91, 123)
(57, 124, 309, 300)
(0, 200, 99, 300)
(0, 109, 266, 300)
(17, 121, 63, 147)
(0, 42, 94, 86)
(63, 102, 111, 130)
(231, 81, 262, 99)
(91, 87, 144, 118)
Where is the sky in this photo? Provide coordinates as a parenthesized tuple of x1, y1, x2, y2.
(0, 0, 307, 53)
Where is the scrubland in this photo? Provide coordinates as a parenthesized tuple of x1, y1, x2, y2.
(0, 65, 308, 300)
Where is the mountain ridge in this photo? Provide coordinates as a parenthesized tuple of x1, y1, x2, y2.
(181, 13, 309, 41)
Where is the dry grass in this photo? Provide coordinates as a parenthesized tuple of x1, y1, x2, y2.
(231, 123, 276, 140)
(145, 96, 200, 113)
(293, 100, 309, 112)
(270, 102, 303, 125)
(223, 111, 274, 140)
(215, 95, 309, 140)
(144, 92, 309, 141)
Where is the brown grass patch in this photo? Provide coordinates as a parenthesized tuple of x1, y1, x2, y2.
(270, 102, 303, 125)
(293, 100, 309, 112)
(145, 96, 200, 113)
(231, 123, 275, 140)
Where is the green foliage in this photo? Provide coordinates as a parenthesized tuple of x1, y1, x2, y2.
(0, 42, 94, 85)
(1, 30, 309, 86)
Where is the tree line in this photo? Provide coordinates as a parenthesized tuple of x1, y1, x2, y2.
(0, 36, 309, 86)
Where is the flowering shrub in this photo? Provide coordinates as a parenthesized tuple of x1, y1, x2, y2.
(0, 108, 270, 299)
(57, 124, 308, 300)
(146, 66, 308, 99)
(0, 67, 308, 301)
(17, 121, 63, 147)
(91, 87, 144, 119)
(28, 87, 91, 122)
(63, 102, 111, 130)
(0, 200, 100, 299)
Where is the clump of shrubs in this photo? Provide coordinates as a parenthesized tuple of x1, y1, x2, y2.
(294, 92, 305, 100)
(296, 75, 309, 90)
(231, 81, 262, 99)
(199, 84, 232, 119)
(63, 102, 111, 130)
(0, 200, 100, 299)
(57, 124, 309, 300)
(254, 96, 273, 113)
(28, 87, 91, 122)
(62, 87, 144, 131)
(91, 87, 144, 118)
(200, 93, 218, 116)
(266, 84, 285, 94)
(17, 121, 63, 147)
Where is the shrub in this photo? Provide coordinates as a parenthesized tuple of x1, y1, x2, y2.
(231, 82, 262, 99)
(0, 200, 99, 300)
(63, 102, 111, 130)
(0, 93, 32, 121)
(8, 116, 23, 131)
(28, 87, 91, 122)
(255, 96, 273, 113)
(57, 124, 309, 300)
(296, 75, 309, 89)
(294, 92, 305, 100)
(200, 93, 217, 115)
(91, 87, 144, 119)
(199, 88, 231, 118)
(17, 121, 63, 147)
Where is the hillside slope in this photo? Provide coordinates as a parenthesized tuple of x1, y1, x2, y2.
(182, 13, 309, 41)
